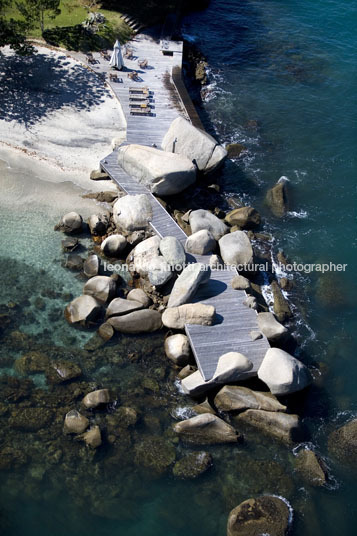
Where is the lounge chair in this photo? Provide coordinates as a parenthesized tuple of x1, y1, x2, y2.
(138, 59, 148, 69)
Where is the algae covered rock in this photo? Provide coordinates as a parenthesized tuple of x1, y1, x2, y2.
(9, 407, 54, 431)
(46, 361, 82, 385)
(14, 351, 50, 375)
(134, 436, 176, 476)
(174, 413, 241, 444)
(227, 495, 292, 536)
(173, 451, 212, 479)
(294, 448, 327, 486)
(64, 410, 89, 434)
(82, 389, 110, 409)
(328, 418, 357, 467)
(265, 177, 289, 218)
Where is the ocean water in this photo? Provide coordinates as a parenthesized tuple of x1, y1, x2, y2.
(0, 1, 356, 535)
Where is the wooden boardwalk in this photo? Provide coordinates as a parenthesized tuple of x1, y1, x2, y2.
(87, 34, 270, 381)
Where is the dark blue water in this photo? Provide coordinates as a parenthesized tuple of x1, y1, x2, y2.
(1, 1, 356, 535)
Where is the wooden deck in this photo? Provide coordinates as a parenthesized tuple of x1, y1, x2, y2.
(89, 33, 270, 381)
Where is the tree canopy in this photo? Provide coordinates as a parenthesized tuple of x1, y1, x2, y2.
(0, 0, 31, 52)
(16, 0, 61, 35)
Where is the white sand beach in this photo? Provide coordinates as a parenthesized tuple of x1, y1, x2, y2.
(0, 45, 126, 193)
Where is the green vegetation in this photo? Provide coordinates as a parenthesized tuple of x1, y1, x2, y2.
(16, 0, 61, 35)
(3, 0, 133, 51)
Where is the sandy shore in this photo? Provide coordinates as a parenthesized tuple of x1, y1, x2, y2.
(0, 45, 126, 193)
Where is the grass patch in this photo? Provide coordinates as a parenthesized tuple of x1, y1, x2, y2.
(4, 0, 133, 51)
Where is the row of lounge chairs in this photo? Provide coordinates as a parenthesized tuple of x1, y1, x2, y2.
(129, 86, 153, 116)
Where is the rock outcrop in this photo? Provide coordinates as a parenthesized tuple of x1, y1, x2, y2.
(233, 410, 302, 445)
(328, 419, 357, 466)
(159, 236, 186, 267)
(162, 303, 215, 329)
(256, 312, 288, 342)
(227, 495, 291, 536)
(189, 209, 228, 240)
(265, 176, 289, 217)
(113, 194, 152, 231)
(214, 385, 287, 413)
(167, 263, 210, 307)
(219, 231, 253, 267)
(108, 309, 162, 333)
(83, 275, 116, 304)
(161, 116, 227, 174)
(258, 348, 311, 396)
(174, 413, 240, 444)
(101, 234, 127, 257)
(225, 206, 261, 229)
(64, 295, 102, 325)
(117, 144, 196, 195)
(164, 334, 191, 366)
(55, 212, 82, 233)
(185, 230, 216, 255)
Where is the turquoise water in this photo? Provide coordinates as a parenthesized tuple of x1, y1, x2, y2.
(1, 1, 356, 534)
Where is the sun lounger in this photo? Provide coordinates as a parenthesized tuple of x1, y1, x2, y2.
(138, 59, 148, 69)
(130, 108, 152, 116)
(129, 86, 149, 94)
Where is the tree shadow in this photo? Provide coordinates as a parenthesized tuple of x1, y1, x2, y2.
(0, 50, 112, 128)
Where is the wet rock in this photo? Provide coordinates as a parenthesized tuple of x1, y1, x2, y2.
(162, 116, 227, 174)
(294, 449, 327, 486)
(83, 275, 116, 304)
(168, 263, 211, 308)
(195, 61, 208, 84)
(105, 297, 143, 318)
(219, 231, 253, 267)
(256, 312, 288, 343)
(64, 295, 102, 325)
(113, 194, 153, 231)
(233, 409, 302, 445)
(9, 407, 54, 431)
(98, 321, 115, 341)
(83, 254, 99, 278)
(101, 234, 127, 257)
(226, 143, 247, 158)
(14, 351, 50, 375)
(174, 413, 241, 444)
(177, 364, 196, 380)
(164, 334, 191, 366)
(265, 177, 289, 218)
(271, 281, 292, 322)
(328, 418, 357, 466)
(55, 212, 83, 233)
(185, 229, 216, 255)
(258, 348, 311, 395)
(127, 288, 151, 307)
(215, 385, 287, 413)
(159, 236, 186, 267)
(134, 436, 176, 475)
(227, 495, 291, 536)
(0, 447, 28, 470)
(189, 209, 228, 240)
(81, 425, 102, 448)
(61, 237, 79, 252)
(46, 361, 82, 384)
(64, 409, 89, 434)
(243, 296, 258, 310)
(231, 274, 250, 290)
(110, 406, 138, 429)
(173, 451, 212, 479)
(162, 303, 215, 329)
(88, 212, 110, 236)
(65, 254, 84, 271)
(90, 169, 109, 180)
(118, 143, 197, 195)
(225, 206, 261, 229)
(82, 389, 110, 409)
(193, 399, 216, 415)
(108, 309, 162, 333)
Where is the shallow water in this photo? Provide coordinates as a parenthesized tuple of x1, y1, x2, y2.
(1, 1, 356, 534)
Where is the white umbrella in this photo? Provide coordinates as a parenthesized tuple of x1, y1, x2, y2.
(109, 40, 124, 70)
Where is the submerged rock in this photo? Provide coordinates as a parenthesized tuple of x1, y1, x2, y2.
(9, 407, 54, 432)
(118, 143, 196, 195)
(219, 231, 253, 267)
(265, 176, 289, 217)
(81, 425, 102, 448)
(98, 321, 115, 341)
(174, 413, 241, 444)
(233, 409, 302, 445)
(189, 209, 228, 240)
(214, 385, 287, 413)
(161, 116, 227, 174)
(162, 303, 215, 329)
(113, 194, 152, 231)
(14, 351, 50, 375)
(64, 410, 89, 434)
(83, 275, 116, 304)
(65, 254, 83, 271)
(108, 309, 162, 333)
(173, 451, 212, 479)
(167, 263, 210, 308)
(328, 418, 357, 466)
(294, 448, 327, 486)
(164, 334, 191, 366)
(61, 237, 79, 252)
(227, 495, 291, 536)
(82, 389, 110, 409)
(46, 361, 81, 384)
(258, 348, 311, 395)
(134, 436, 176, 475)
(88, 212, 110, 236)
